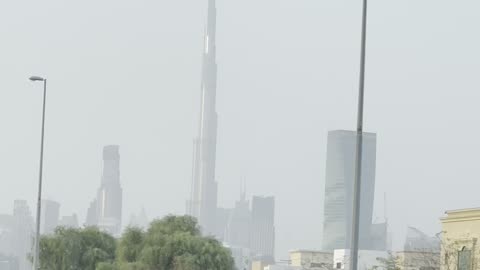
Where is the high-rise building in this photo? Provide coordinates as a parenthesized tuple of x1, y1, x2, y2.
(85, 145, 123, 235)
(85, 200, 98, 226)
(322, 130, 377, 251)
(214, 207, 231, 241)
(369, 222, 388, 251)
(225, 190, 251, 248)
(40, 200, 60, 235)
(187, 0, 219, 237)
(12, 200, 33, 270)
(250, 196, 275, 260)
(0, 214, 14, 261)
(59, 214, 79, 229)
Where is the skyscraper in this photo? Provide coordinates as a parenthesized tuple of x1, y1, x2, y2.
(250, 196, 275, 260)
(187, 0, 219, 237)
(322, 130, 377, 251)
(225, 190, 251, 248)
(86, 145, 123, 235)
(12, 200, 34, 270)
(59, 214, 79, 229)
(40, 199, 60, 235)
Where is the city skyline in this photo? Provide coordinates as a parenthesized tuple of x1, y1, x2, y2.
(2, 0, 480, 261)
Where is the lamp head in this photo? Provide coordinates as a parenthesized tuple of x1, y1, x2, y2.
(29, 76, 45, 82)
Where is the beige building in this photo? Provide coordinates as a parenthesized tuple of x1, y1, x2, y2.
(396, 251, 439, 270)
(289, 250, 333, 269)
(251, 260, 269, 270)
(440, 208, 480, 270)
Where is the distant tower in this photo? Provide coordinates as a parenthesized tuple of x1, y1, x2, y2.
(322, 130, 377, 251)
(59, 214, 79, 229)
(86, 145, 123, 235)
(40, 199, 60, 235)
(250, 196, 275, 260)
(12, 200, 34, 270)
(187, 0, 219, 237)
(225, 187, 251, 248)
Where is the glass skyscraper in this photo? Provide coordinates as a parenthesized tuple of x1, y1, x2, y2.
(322, 130, 377, 251)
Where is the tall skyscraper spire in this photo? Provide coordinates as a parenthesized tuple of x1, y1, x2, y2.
(187, 0, 219, 237)
(85, 145, 123, 236)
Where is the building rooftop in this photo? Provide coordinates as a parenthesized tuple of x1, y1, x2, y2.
(441, 207, 480, 222)
(396, 250, 440, 255)
(328, 130, 377, 137)
(289, 249, 333, 254)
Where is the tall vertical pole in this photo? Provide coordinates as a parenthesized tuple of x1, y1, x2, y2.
(33, 79, 47, 270)
(350, 0, 368, 269)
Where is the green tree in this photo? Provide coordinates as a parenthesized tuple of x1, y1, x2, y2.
(117, 227, 145, 263)
(117, 215, 235, 270)
(39, 227, 116, 270)
(39, 216, 235, 270)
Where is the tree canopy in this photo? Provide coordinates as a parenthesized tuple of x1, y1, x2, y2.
(39, 215, 235, 270)
(39, 226, 116, 270)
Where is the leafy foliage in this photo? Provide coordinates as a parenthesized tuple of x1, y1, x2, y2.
(118, 215, 235, 270)
(39, 215, 235, 270)
(39, 227, 116, 270)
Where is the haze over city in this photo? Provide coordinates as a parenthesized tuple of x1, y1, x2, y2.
(1, 0, 480, 267)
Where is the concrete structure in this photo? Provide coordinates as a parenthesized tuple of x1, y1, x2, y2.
(322, 130, 377, 251)
(40, 200, 60, 235)
(86, 145, 123, 235)
(187, 0, 220, 238)
(333, 249, 388, 270)
(440, 208, 480, 270)
(250, 196, 275, 260)
(396, 251, 440, 270)
(289, 250, 333, 269)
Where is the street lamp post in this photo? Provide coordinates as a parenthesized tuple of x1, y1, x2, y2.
(350, 0, 368, 270)
(29, 75, 47, 270)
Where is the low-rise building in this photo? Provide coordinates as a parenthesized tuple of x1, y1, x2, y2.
(440, 208, 480, 270)
(334, 249, 388, 270)
(264, 265, 301, 270)
(289, 250, 333, 269)
(251, 260, 269, 270)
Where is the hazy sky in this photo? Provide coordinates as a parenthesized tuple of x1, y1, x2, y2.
(1, 0, 480, 259)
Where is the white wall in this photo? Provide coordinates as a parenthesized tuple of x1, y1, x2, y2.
(334, 249, 388, 270)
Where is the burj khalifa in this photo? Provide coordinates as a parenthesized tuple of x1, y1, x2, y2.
(187, 0, 219, 237)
